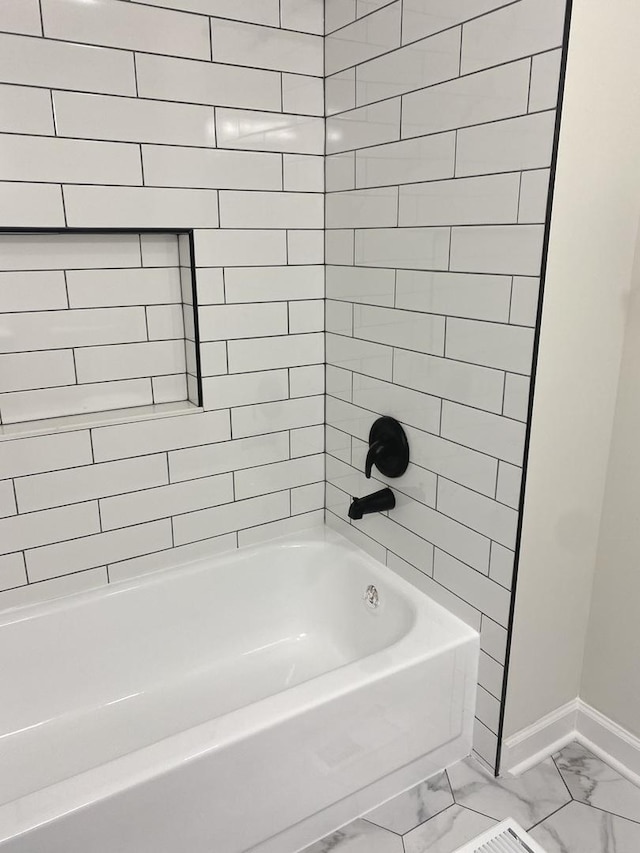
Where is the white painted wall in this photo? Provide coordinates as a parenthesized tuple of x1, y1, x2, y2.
(580, 228, 640, 739)
(503, 0, 640, 738)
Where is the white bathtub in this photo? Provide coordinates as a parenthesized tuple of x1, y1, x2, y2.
(0, 528, 478, 853)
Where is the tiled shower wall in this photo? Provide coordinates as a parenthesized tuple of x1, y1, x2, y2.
(0, 0, 325, 607)
(324, 0, 568, 768)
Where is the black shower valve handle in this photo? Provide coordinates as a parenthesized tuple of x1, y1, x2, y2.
(364, 417, 410, 480)
(365, 440, 384, 479)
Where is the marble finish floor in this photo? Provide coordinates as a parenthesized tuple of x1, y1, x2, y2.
(302, 741, 640, 853)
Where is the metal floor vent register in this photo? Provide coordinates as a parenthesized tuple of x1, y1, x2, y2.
(454, 819, 549, 853)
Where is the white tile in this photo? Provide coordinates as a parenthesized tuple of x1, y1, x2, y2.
(450, 225, 545, 276)
(326, 299, 354, 335)
(438, 478, 518, 549)
(235, 454, 323, 499)
(356, 27, 461, 106)
(0, 480, 16, 519)
(326, 334, 393, 381)
(194, 229, 287, 267)
(401, 59, 530, 138)
(326, 69, 356, 116)
(352, 441, 438, 509)
(476, 685, 501, 733)
(0, 351, 75, 394)
(401, 0, 514, 45)
(42, 0, 210, 59)
(237, 509, 324, 546)
(199, 342, 227, 376)
(359, 512, 435, 576)
(0, 270, 66, 312)
(108, 533, 236, 583)
(283, 155, 324, 192)
(0, 33, 135, 95)
(327, 186, 398, 228)
(0, 0, 41, 35)
(136, 53, 281, 111)
(434, 549, 510, 625)
(355, 132, 455, 188)
(217, 108, 324, 155)
(399, 173, 520, 227)
(0, 183, 64, 228)
(503, 373, 530, 422)
(202, 370, 289, 410)
(282, 73, 324, 116)
(0, 84, 53, 135)
(15, 455, 168, 513)
(140, 234, 180, 268)
(228, 333, 324, 373)
(0, 379, 153, 425)
(287, 230, 324, 264)
(357, 0, 395, 14)
(325, 0, 356, 33)
(510, 277, 540, 326)
(64, 186, 219, 229)
(326, 423, 351, 461)
(199, 303, 287, 340)
(0, 430, 92, 479)
(529, 49, 563, 113)
(479, 652, 504, 701)
(325, 3, 401, 76)
(489, 542, 515, 589)
(396, 270, 511, 321)
(281, 0, 324, 34)
(355, 227, 450, 269)
(354, 304, 445, 354)
(143, 0, 280, 25)
(461, 0, 566, 74)
(446, 318, 535, 374)
(66, 268, 180, 309)
(456, 112, 556, 177)
(169, 433, 289, 483)
(146, 305, 185, 341)
(152, 374, 188, 405)
(327, 99, 401, 154)
(26, 520, 172, 581)
(441, 401, 526, 464)
(101, 474, 233, 531)
(394, 496, 491, 573)
(231, 396, 323, 438)
(174, 490, 289, 545)
(92, 410, 230, 462)
(0, 552, 26, 592)
(289, 301, 324, 333)
(219, 191, 323, 229)
(519, 169, 551, 224)
(75, 341, 186, 383)
(212, 18, 322, 75)
(393, 349, 504, 413)
(326, 366, 353, 404)
(406, 424, 497, 496)
(54, 90, 216, 147)
(0, 501, 99, 555)
(351, 373, 440, 434)
(480, 616, 508, 664)
(290, 365, 325, 397)
(223, 266, 324, 302)
(325, 230, 355, 265)
(0, 135, 141, 185)
(195, 269, 225, 305)
(326, 153, 356, 192)
(0, 568, 107, 611)
(326, 265, 395, 306)
(325, 397, 372, 443)
(496, 461, 522, 509)
(291, 482, 324, 515)
(0, 308, 146, 354)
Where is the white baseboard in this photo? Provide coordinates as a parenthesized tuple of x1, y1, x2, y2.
(501, 698, 640, 786)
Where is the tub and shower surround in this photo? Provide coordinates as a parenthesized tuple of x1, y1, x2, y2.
(0, 0, 325, 606)
(324, 0, 569, 768)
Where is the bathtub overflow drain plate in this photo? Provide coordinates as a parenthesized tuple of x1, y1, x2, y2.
(364, 584, 380, 609)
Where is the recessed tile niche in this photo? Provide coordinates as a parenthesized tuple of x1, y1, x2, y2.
(0, 230, 201, 432)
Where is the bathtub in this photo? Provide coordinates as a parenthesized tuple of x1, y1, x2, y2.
(0, 528, 478, 853)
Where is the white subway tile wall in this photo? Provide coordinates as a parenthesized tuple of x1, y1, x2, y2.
(0, 2, 324, 609)
(325, 0, 567, 768)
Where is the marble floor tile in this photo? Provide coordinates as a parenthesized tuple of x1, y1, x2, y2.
(530, 801, 640, 853)
(302, 818, 403, 853)
(447, 755, 571, 829)
(364, 771, 454, 834)
(554, 741, 640, 824)
(403, 804, 496, 853)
